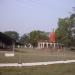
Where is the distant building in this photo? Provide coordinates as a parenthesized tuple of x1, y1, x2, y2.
(38, 31, 62, 49)
(38, 41, 60, 49)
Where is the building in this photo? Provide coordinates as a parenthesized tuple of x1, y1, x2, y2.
(37, 31, 62, 49)
(38, 41, 61, 49)
(0, 32, 15, 51)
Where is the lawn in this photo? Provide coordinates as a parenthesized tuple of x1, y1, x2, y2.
(0, 63, 75, 75)
(0, 48, 75, 63)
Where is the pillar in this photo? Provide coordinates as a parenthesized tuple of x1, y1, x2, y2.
(12, 41, 15, 53)
(53, 43, 56, 48)
(38, 42, 40, 49)
(42, 43, 44, 48)
(47, 43, 48, 48)
(41, 43, 43, 48)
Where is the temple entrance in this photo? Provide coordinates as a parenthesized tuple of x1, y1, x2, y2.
(38, 42, 62, 49)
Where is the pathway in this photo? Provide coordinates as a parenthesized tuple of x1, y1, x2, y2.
(0, 60, 75, 67)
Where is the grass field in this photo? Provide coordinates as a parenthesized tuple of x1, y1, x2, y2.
(0, 63, 75, 75)
(0, 48, 75, 63)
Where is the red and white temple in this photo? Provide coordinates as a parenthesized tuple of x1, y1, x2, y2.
(38, 31, 62, 49)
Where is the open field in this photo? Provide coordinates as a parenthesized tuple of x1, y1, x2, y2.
(0, 48, 75, 63)
(0, 63, 75, 75)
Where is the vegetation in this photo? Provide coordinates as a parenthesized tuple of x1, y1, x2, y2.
(56, 13, 75, 47)
(56, 18, 72, 46)
(19, 34, 30, 47)
(0, 63, 75, 75)
(20, 30, 49, 47)
(29, 30, 49, 47)
(4, 31, 19, 41)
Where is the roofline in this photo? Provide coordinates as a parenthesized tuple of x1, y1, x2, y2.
(0, 32, 16, 42)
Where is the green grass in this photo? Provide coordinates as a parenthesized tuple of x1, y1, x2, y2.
(0, 63, 75, 75)
(0, 48, 75, 63)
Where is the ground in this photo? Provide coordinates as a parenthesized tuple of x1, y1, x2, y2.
(0, 63, 75, 75)
(0, 48, 75, 75)
(0, 48, 75, 63)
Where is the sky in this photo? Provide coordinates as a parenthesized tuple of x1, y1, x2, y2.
(0, 0, 75, 35)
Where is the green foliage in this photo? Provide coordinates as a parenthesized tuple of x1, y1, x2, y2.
(19, 34, 30, 46)
(4, 31, 19, 41)
(29, 30, 49, 47)
(56, 18, 73, 46)
(19, 30, 49, 47)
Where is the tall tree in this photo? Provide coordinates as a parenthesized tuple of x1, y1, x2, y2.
(56, 18, 72, 46)
(70, 13, 75, 46)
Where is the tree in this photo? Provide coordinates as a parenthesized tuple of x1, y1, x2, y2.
(4, 31, 19, 41)
(29, 30, 49, 47)
(19, 34, 30, 46)
(70, 13, 75, 46)
(56, 18, 73, 46)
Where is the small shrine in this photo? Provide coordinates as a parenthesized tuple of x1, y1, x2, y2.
(38, 31, 62, 49)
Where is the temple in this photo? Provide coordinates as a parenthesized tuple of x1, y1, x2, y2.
(38, 31, 62, 49)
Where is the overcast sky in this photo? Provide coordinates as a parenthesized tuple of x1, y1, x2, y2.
(0, 0, 75, 35)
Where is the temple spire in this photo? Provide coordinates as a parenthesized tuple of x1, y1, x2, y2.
(49, 28, 56, 43)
